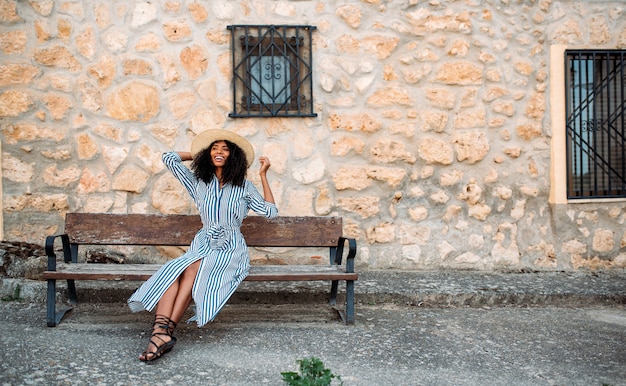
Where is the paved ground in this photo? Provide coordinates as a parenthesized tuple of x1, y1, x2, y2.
(1, 270, 625, 386)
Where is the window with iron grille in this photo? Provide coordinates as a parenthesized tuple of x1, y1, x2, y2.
(565, 50, 626, 199)
(228, 25, 317, 118)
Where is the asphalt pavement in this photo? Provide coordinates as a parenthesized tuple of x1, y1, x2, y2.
(0, 270, 625, 386)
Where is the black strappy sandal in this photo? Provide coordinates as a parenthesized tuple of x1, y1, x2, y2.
(140, 314, 177, 363)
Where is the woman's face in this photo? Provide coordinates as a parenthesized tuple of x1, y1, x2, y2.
(210, 140, 230, 168)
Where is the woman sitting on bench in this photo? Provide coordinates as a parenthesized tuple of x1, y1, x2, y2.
(128, 129, 277, 363)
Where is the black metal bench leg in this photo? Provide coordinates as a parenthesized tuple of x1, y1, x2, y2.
(47, 279, 57, 327)
(329, 280, 339, 305)
(46, 279, 74, 327)
(345, 280, 355, 325)
(67, 279, 77, 305)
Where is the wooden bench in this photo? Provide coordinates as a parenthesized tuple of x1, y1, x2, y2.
(44, 213, 357, 327)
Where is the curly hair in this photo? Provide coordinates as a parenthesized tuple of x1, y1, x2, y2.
(191, 140, 248, 186)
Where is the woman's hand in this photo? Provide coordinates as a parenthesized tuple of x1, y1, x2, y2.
(258, 157, 274, 204)
(259, 156, 271, 175)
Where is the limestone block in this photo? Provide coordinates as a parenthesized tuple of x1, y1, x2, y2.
(29, 0, 54, 16)
(525, 92, 546, 120)
(93, 3, 110, 29)
(0, 0, 20, 22)
(167, 91, 196, 119)
(189, 2, 208, 23)
(102, 145, 129, 174)
(0, 91, 34, 117)
(77, 79, 103, 113)
(273, 2, 295, 17)
(453, 252, 484, 269)
(0, 30, 26, 54)
(425, 88, 456, 110)
(102, 29, 128, 53)
(43, 165, 81, 187)
(453, 108, 486, 129)
(0, 64, 40, 87)
(2, 154, 34, 182)
(157, 54, 181, 88)
(112, 165, 150, 193)
(402, 245, 422, 263)
(76, 167, 109, 194)
(94, 123, 123, 143)
(336, 5, 362, 29)
(367, 86, 413, 107)
(362, 36, 399, 59)
(389, 121, 415, 137)
(336, 35, 359, 54)
(503, 147, 522, 159)
(453, 130, 489, 164)
(366, 167, 406, 188)
(439, 170, 463, 187)
(180, 45, 208, 80)
(3, 123, 65, 144)
(592, 229, 615, 253)
(76, 133, 99, 160)
(420, 111, 448, 132)
(494, 186, 512, 200)
(329, 113, 382, 132)
(366, 222, 395, 244)
(59, 1, 84, 19)
(516, 122, 542, 140)
(106, 81, 159, 122)
(589, 16, 610, 45)
(511, 199, 526, 221)
(449, 39, 469, 56)
(492, 100, 515, 117)
(514, 61, 534, 76)
(78, 195, 113, 213)
(27, 194, 70, 212)
(151, 126, 178, 147)
(337, 196, 380, 218)
(41, 148, 71, 160)
(151, 173, 193, 214)
(418, 137, 453, 165)
(438, 241, 456, 260)
(331, 135, 364, 156)
(370, 139, 416, 164)
(292, 155, 325, 184)
(435, 62, 482, 85)
(404, 10, 472, 35)
(401, 65, 431, 84)
(123, 59, 152, 76)
(408, 206, 428, 222)
(430, 190, 450, 204)
(163, 19, 192, 42)
(282, 188, 314, 216)
(315, 183, 333, 215)
(136, 33, 162, 52)
(131, 1, 158, 28)
(468, 202, 491, 221)
(398, 225, 430, 245)
(43, 94, 72, 120)
(292, 132, 315, 160)
(551, 19, 582, 44)
(136, 144, 164, 174)
(520, 186, 539, 197)
(483, 86, 510, 102)
(76, 26, 95, 59)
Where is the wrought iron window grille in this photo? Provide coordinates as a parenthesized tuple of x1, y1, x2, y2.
(565, 50, 626, 199)
(228, 25, 317, 118)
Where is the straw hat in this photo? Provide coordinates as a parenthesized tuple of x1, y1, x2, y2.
(190, 129, 255, 168)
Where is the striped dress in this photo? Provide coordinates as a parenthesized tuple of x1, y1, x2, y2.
(128, 151, 278, 327)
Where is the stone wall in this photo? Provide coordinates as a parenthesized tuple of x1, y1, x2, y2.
(1, 0, 626, 270)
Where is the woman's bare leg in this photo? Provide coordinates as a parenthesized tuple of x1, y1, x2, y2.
(139, 261, 200, 361)
(170, 260, 200, 324)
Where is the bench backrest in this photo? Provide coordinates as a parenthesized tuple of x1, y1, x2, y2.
(64, 213, 342, 247)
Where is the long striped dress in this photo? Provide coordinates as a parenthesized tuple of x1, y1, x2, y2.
(128, 151, 278, 327)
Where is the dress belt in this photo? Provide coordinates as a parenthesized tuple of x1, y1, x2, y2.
(204, 223, 237, 250)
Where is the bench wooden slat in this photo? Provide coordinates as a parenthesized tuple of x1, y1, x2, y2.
(43, 263, 358, 281)
(65, 213, 342, 247)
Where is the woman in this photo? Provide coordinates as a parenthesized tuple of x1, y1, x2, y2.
(128, 129, 278, 363)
